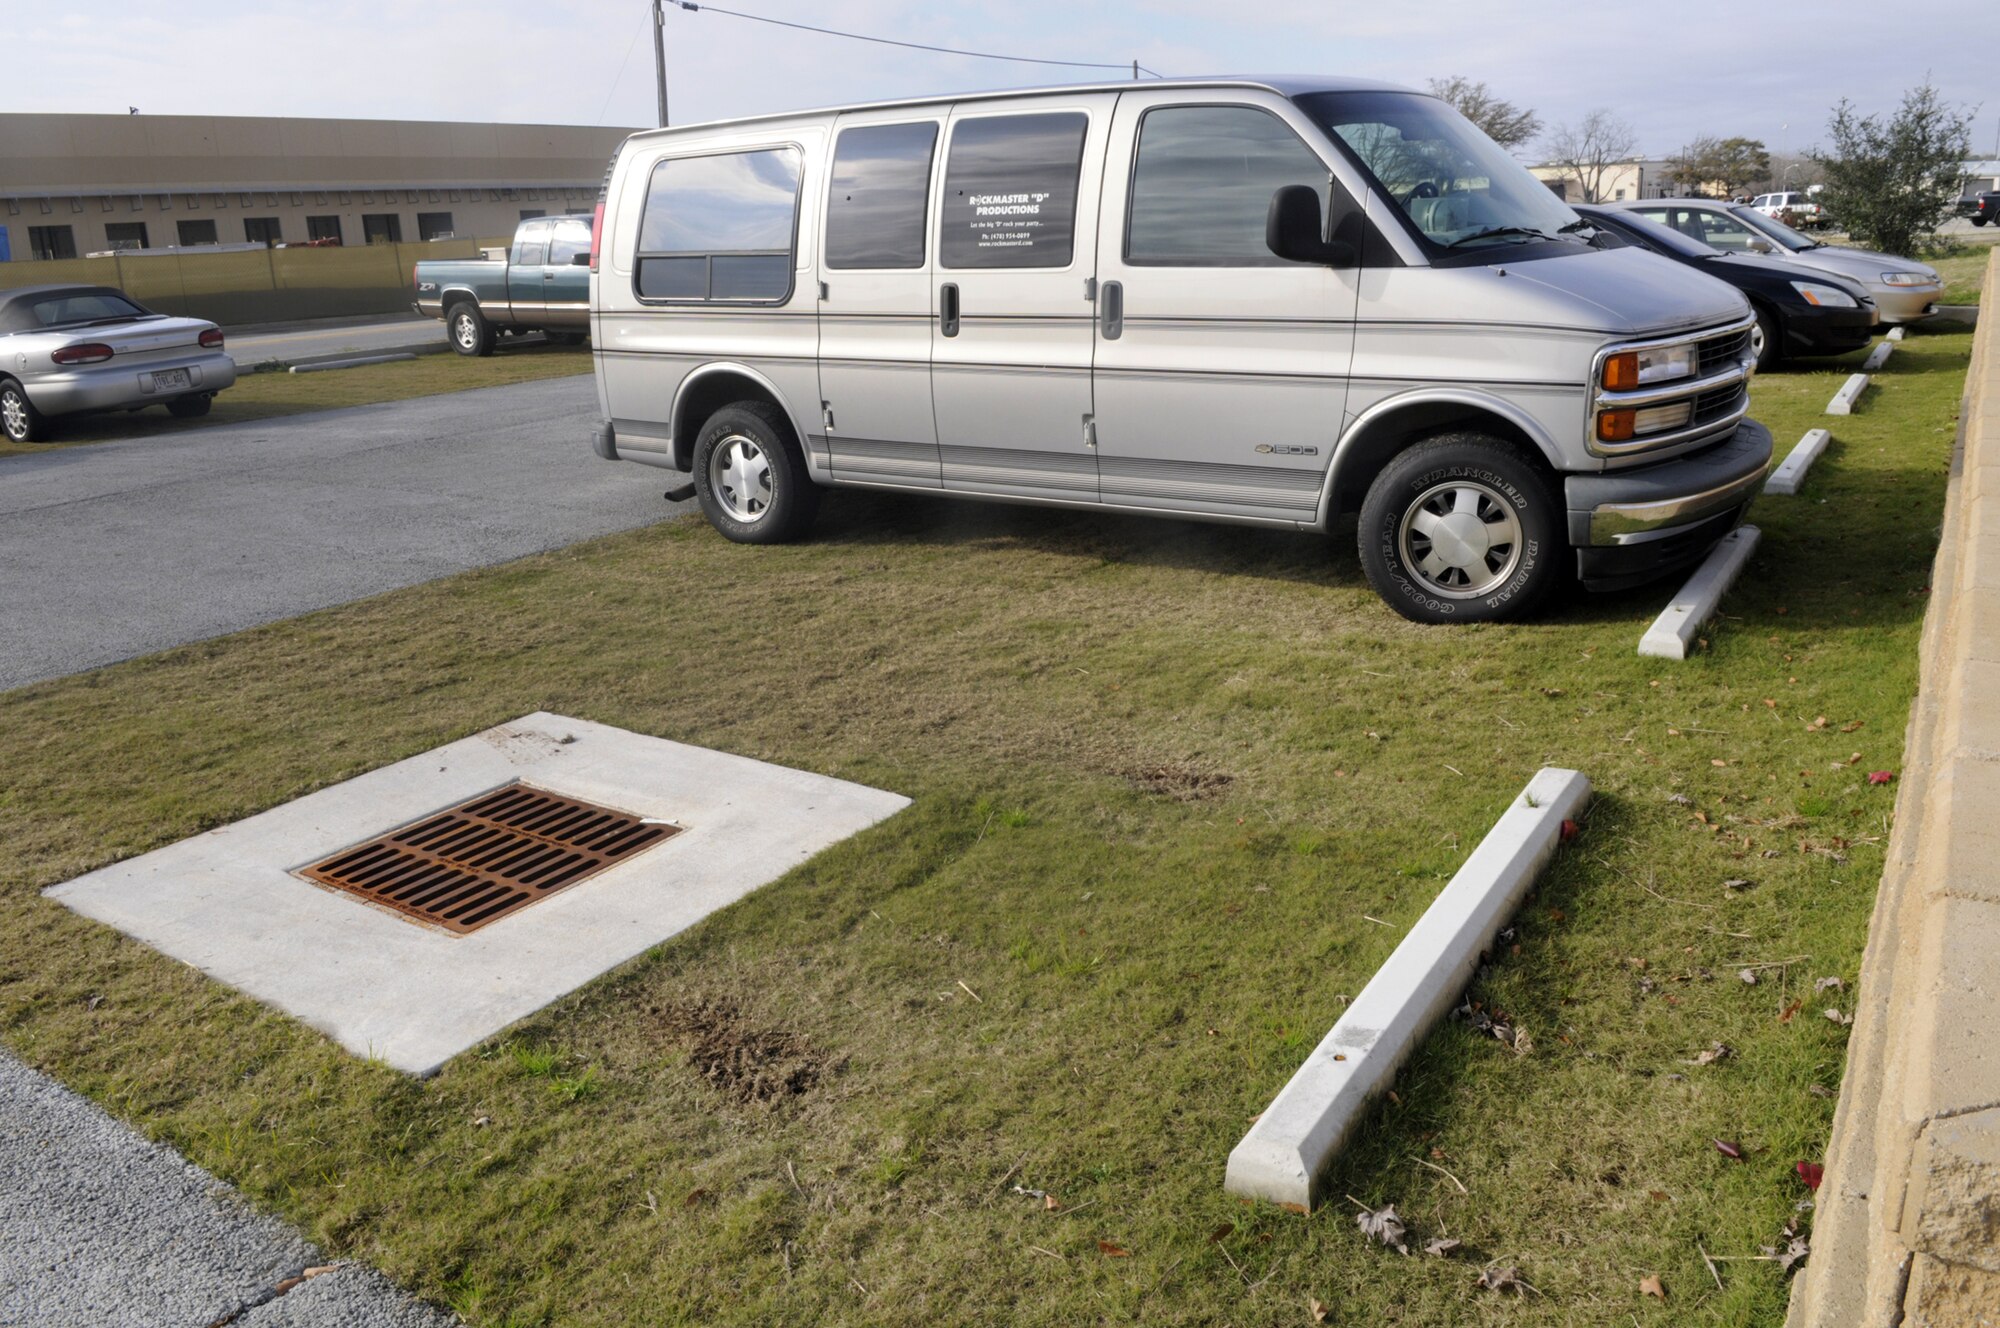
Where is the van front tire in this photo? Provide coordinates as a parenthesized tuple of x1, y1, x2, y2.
(692, 402, 820, 544)
(1358, 434, 1563, 625)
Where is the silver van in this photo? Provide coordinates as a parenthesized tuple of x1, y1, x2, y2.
(586, 77, 1769, 623)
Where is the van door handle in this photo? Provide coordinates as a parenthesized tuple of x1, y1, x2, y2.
(1100, 280, 1123, 341)
(939, 283, 959, 338)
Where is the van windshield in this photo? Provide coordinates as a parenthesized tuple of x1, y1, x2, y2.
(1293, 91, 1581, 256)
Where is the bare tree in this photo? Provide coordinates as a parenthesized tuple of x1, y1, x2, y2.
(1427, 76, 1542, 150)
(1542, 110, 1639, 203)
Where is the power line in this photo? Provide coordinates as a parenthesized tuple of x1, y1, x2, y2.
(669, 2, 1166, 78)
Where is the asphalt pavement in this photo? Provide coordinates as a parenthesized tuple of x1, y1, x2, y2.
(0, 373, 692, 691)
(0, 1051, 458, 1327)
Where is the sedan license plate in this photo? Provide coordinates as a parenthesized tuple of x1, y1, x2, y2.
(150, 368, 191, 392)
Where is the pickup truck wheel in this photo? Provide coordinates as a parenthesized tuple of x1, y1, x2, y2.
(0, 379, 48, 444)
(166, 394, 213, 419)
(1358, 434, 1562, 625)
(447, 303, 494, 357)
(692, 402, 819, 545)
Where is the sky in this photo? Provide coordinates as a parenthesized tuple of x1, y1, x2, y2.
(9, 1, 1998, 163)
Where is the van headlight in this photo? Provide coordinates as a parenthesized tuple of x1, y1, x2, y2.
(1879, 272, 1937, 287)
(1601, 343, 1696, 390)
(1792, 282, 1859, 307)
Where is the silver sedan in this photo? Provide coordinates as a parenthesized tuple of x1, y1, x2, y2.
(0, 284, 237, 444)
(1607, 200, 1944, 324)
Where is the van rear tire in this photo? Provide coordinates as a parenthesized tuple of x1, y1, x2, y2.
(691, 402, 820, 545)
(1358, 433, 1563, 625)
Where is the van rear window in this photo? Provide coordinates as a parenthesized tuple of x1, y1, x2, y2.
(635, 147, 802, 302)
(939, 112, 1087, 270)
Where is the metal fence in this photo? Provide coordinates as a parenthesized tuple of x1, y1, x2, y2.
(0, 237, 509, 325)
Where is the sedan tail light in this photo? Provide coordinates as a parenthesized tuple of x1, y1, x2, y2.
(199, 328, 225, 349)
(52, 343, 114, 366)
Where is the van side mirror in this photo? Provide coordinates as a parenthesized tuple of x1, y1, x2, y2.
(1266, 185, 1357, 268)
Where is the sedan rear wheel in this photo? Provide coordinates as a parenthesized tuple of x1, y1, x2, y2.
(0, 379, 48, 444)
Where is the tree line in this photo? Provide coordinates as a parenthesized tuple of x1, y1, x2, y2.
(1427, 77, 1974, 254)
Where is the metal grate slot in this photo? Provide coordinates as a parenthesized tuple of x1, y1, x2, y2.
(297, 783, 679, 935)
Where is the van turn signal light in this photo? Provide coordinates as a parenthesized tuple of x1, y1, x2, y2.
(1602, 352, 1640, 391)
(1597, 409, 1637, 442)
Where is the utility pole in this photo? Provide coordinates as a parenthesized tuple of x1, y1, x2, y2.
(653, 0, 670, 128)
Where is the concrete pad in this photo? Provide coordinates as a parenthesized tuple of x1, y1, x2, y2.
(1888, 326, 1907, 342)
(1906, 1108, 2000, 1274)
(1765, 428, 1832, 495)
(1828, 373, 1871, 415)
(1223, 767, 1591, 1210)
(1638, 525, 1761, 660)
(1902, 895, 2000, 1117)
(1904, 1254, 2000, 1327)
(45, 713, 909, 1076)
(1863, 341, 1895, 372)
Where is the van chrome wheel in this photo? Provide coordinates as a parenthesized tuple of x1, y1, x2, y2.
(709, 433, 772, 522)
(1396, 479, 1524, 599)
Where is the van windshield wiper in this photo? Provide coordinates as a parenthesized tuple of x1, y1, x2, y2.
(1444, 226, 1562, 248)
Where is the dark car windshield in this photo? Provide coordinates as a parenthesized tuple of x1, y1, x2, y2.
(1293, 90, 1581, 254)
(30, 292, 150, 327)
(1730, 206, 1817, 251)
(1583, 208, 1721, 260)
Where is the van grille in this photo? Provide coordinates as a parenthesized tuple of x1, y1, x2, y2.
(1694, 381, 1748, 425)
(1698, 328, 1752, 374)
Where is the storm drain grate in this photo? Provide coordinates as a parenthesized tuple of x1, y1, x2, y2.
(297, 783, 678, 935)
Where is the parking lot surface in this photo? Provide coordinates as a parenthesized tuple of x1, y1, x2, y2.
(0, 375, 689, 691)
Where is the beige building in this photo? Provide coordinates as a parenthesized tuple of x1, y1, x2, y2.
(1527, 157, 1683, 204)
(0, 112, 637, 262)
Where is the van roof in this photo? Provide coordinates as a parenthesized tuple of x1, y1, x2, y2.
(620, 75, 1420, 144)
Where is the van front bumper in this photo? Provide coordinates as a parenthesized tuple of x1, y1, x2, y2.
(1566, 418, 1772, 592)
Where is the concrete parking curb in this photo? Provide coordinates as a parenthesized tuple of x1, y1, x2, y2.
(1863, 341, 1894, 372)
(1223, 767, 1590, 1211)
(1637, 525, 1760, 659)
(1788, 247, 2000, 1326)
(1828, 373, 1871, 415)
(289, 353, 420, 374)
(1766, 429, 1832, 496)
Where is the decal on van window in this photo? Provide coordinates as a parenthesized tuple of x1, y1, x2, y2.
(939, 113, 1087, 269)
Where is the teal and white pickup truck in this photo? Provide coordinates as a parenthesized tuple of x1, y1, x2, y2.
(412, 214, 592, 355)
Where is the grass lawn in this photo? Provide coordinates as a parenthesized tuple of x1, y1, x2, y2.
(1927, 236, 1995, 305)
(0, 328, 1970, 1326)
(0, 340, 590, 459)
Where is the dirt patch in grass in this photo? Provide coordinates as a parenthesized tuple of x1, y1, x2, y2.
(1125, 762, 1235, 801)
(654, 999, 832, 1104)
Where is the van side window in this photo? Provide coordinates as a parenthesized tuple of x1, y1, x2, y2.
(1126, 106, 1329, 266)
(826, 122, 938, 270)
(939, 112, 1088, 269)
(635, 147, 803, 301)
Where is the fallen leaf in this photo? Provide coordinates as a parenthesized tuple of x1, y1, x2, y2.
(301, 1264, 342, 1279)
(1807, 715, 1828, 731)
(1780, 998, 1805, 1023)
(1824, 1008, 1854, 1027)
(273, 1277, 304, 1295)
(1809, 1084, 1835, 1099)
(1097, 1240, 1131, 1258)
(1711, 759, 1728, 767)
(1207, 1222, 1234, 1244)
(1795, 1161, 1825, 1191)
(1868, 771, 1895, 785)
(1560, 818, 1580, 842)
(1841, 720, 1864, 733)
(1476, 1265, 1526, 1294)
(1815, 976, 1845, 992)
(1355, 1203, 1410, 1255)
(1640, 1273, 1667, 1301)
(1687, 1041, 1733, 1066)
(1739, 968, 1759, 985)
(682, 1188, 710, 1208)
(1713, 1139, 1745, 1160)
(1311, 1298, 1330, 1323)
(1723, 877, 1753, 892)
(1762, 698, 1778, 709)
(1668, 793, 1695, 806)
(1044, 1193, 1061, 1211)
(1547, 908, 1566, 922)
(1648, 1190, 1669, 1201)
(1425, 1236, 1463, 1258)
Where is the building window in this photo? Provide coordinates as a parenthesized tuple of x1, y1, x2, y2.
(1125, 106, 1328, 266)
(635, 147, 803, 302)
(244, 217, 282, 247)
(28, 225, 76, 261)
(362, 213, 403, 244)
(307, 215, 343, 243)
(939, 112, 1088, 269)
(416, 211, 455, 240)
(519, 209, 547, 221)
(104, 221, 150, 251)
(177, 219, 219, 247)
(825, 121, 937, 270)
